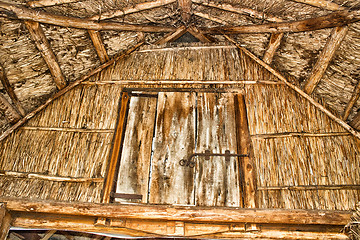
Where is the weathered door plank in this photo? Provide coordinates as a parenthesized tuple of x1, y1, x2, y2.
(149, 92, 196, 205)
(195, 93, 241, 207)
(115, 96, 157, 203)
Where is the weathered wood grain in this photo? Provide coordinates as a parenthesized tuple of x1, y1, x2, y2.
(149, 92, 196, 205)
(195, 93, 241, 207)
(88, 30, 109, 64)
(0, 93, 21, 124)
(263, 33, 284, 64)
(115, 96, 157, 203)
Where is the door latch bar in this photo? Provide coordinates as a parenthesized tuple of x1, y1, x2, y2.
(179, 150, 249, 168)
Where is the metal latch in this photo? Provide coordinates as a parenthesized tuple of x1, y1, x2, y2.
(179, 150, 249, 168)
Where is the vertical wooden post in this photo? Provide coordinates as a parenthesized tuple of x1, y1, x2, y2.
(234, 94, 257, 209)
(0, 203, 11, 240)
(101, 92, 130, 204)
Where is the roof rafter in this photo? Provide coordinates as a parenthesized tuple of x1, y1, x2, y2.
(88, 30, 109, 64)
(0, 93, 22, 124)
(0, 64, 25, 116)
(343, 81, 360, 120)
(223, 34, 360, 140)
(204, 10, 359, 34)
(290, 0, 346, 11)
(0, 1, 176, 32)
(0, 41, 144, 142)
(304, 26, 348, 94)
(263, 33, 284, 64)
(27, 0, 80, 8)
(155, 25, 212, 44)
(24, 20, 67, 90)
(193, 0, 283, 23)
(89, 0, 176, 21)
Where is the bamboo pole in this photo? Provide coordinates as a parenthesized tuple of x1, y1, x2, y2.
(263, 33, 284, 64)
(204, 11, 360, 34)
(0, 1, 176, 32)
(192, 0, 282, 22)
(304, 26, 348, 94)
(0, 170, 104, 183)
(89, 0, 176, 21)
(0, 64, 25, 116)
(24, 20, 67, 89)
(223, 34, 360, 140)
(0, 41, 144, 142)
(0, 93, 21, 124)
(80, 80, 283, 85)
(88, 30, 109, 64)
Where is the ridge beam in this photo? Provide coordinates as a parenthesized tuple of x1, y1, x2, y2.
(24, 20, 67, 89)
(304, 26, 348, 94)
(263, 33, 283, 64)
(0, 64, 25, 116)
(88, 30, 109, 64)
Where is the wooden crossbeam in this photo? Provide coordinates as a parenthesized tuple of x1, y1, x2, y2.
(0, 64, 25, 116)
(25, 20, 67, 89)
(187, 26, 212, 43)
(0, 1, 176, 32)
(0, 93, 21, 124)
(223, 34, 360, 140)
(1, 197, 353, 225)
(178, 0, 192, 23)
(89, 0, 176, 21)
(88, 30, 109, 64)
(0, 41, 144, 142)
(304, 26, 348, 94)
(193, 0, 282, 22)
(203, 10, 360, 34)
(291, 0, 346, 11)
(27, 0, 80, 8)
(263, 33, 284, 64)
(343, 81, 360, 120)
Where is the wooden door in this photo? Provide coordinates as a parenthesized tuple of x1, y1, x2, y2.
(114, 91, 242, 207)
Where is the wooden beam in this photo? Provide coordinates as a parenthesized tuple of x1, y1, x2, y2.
(0, 203, 11, 240)
(2, 197, 352, 225)
(101, 92, 130, 204)
(0, 41, 144, 142)
(88, 30, 109, 64)
(263, 33, 284, 64)
(0, 93, 21, 124)
(291, 0, 346, 11)
(234, 94, 256, 208)
(89, 0, 176, 21)
(343, 80, 360, 120)
(223, 34, 360, 140)
(193, 0, 283, 22)
(0, 64, 25, 116)
(193, 11, 228, 25)
(27, 0, 80, 8)
(155, 25, 188, 45)
(178, 0, 192, 23)
(0, 1, 176, 32)
(304, 26, 348, 94)
(187, 26, 213, 43)
(258, 184, 360, 191)
(203, 11, 360, 34)
(24, 20, 67, 89)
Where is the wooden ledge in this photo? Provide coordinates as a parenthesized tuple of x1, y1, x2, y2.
(1, 197, 352, 226)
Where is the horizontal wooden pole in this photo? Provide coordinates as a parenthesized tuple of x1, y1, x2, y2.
(204, 10, 360, 34)
(0, 1, 175, 32)
(21, 126, 114, 133)
(81, 80, 283, 85)
(0, 170, 104, 182)
(1, 197, 352, 225)
(251, 132, 350, 139)
(258, 184, 360, 191)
